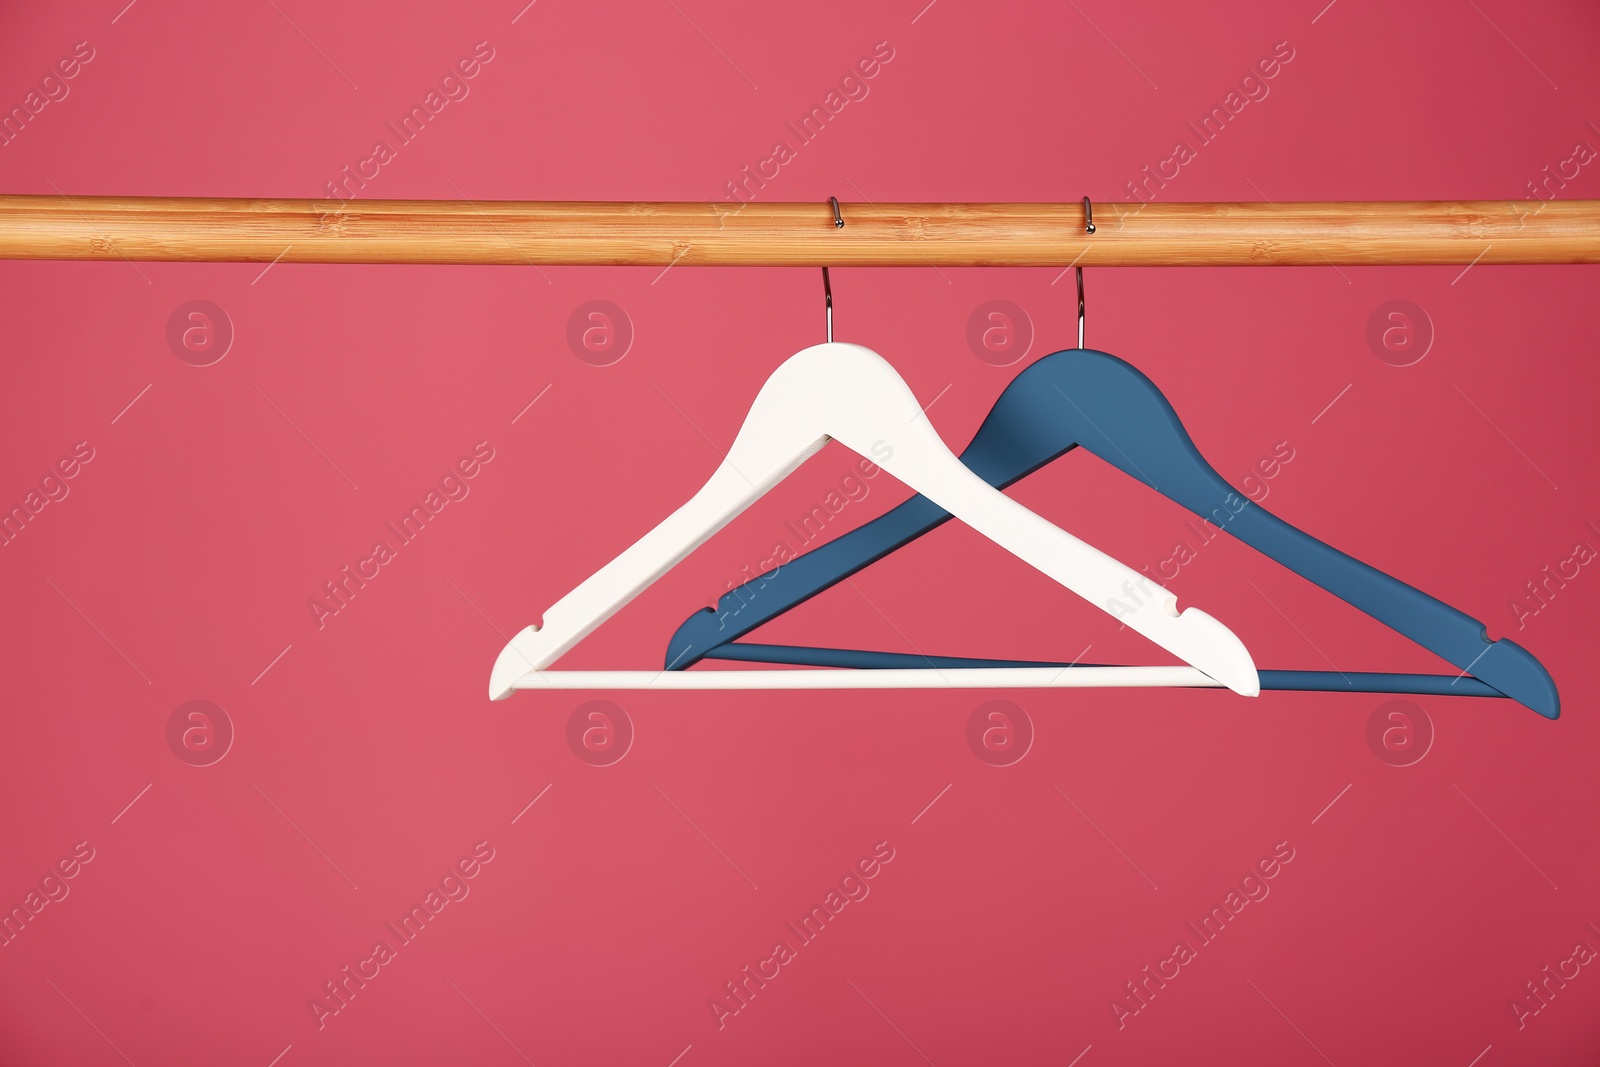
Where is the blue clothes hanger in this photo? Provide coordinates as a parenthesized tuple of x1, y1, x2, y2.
(662, 343, 1559, 718)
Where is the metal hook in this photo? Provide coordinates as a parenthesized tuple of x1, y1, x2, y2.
(823, 197, 843, 341)
(1076, 196, 1093, 348)
(823, 265, 834, 343)
(1075, 263, 1086, 349)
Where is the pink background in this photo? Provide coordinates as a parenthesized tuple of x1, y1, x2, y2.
(3, 0, 1599, 1063)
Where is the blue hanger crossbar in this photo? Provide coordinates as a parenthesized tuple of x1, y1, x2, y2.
(702, 644, 1509, 699)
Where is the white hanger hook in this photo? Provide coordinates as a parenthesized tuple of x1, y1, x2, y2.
(824, 196, 843, 343)
(823, 266, 834, 344)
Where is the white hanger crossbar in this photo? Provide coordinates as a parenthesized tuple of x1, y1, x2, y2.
(508, 667, 1229, 691)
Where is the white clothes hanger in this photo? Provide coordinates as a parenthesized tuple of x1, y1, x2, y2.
(489, 342, 1259, 699)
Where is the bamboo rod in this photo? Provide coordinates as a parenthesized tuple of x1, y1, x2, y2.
(1, 195, 1597, 266)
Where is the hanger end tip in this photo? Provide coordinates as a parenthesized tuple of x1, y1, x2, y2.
(489, 625, 543, 701)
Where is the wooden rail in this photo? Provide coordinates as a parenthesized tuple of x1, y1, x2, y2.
(1, 195, 1597, 266)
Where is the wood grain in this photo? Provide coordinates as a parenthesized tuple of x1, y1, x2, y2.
(1, 195, 1597, 266)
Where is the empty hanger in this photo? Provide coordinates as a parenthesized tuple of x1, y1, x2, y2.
(489, 344, 1258, 699)
(665, 238, 1558, 718)
(489, 249, 1260, 700)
